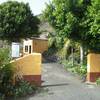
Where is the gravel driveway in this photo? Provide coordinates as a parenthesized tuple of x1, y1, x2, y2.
(19, 63, 100, 100)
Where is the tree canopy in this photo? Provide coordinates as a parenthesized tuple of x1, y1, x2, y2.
(0, 1, 40, 42)
(44, 0, 100, 52)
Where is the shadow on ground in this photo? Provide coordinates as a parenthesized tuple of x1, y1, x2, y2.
(42, 83, 69, 87)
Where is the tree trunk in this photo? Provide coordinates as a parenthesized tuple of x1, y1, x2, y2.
(80, 44, 84, 65)
(72, 47, 74, 66)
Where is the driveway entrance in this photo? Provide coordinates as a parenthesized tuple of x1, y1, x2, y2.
(20, 63, 100, 100)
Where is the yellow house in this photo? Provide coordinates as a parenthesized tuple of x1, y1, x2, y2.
(23, 38, 48, 55)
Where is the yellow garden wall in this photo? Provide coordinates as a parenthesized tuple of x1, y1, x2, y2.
(11, 53, 42, 86)
(87, 53, 100, 82)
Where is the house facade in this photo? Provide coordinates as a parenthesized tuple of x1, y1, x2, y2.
(23, 38, 48, 55)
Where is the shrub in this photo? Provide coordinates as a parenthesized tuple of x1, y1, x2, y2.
(96, 78, 100, 85)
(0, 48, 15, 97)
(74, 65, 87, 77)
(0, 94, 5, 100)
(13, 80, 37, 98)
(0, 48, 11, 66)
(0, 48, 37, 99)
(62, 59, 87, 79)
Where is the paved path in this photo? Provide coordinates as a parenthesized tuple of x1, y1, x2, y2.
(20, 63, 100, 100)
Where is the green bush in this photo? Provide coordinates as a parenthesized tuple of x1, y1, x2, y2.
(0, 48, 15, 97)
(0, 94, 5, 100)
(0, 48, 11, 66)
(0, 48, 38, 99)
(60, 59, 75, 68)
(73, 65, 87, 77)
(96, 78, 100, 85)
(62, 59, 87, 78)
(14, 80, 37, 97)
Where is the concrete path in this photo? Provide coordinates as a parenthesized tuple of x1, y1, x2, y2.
(20, 63, 100, 100)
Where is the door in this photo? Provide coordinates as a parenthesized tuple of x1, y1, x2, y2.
(29, 45, 31, 54)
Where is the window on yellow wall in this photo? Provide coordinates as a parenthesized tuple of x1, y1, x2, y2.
(25, 45, 28, 52)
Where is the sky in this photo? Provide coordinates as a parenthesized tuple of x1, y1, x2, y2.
(0, 0, 51, 15)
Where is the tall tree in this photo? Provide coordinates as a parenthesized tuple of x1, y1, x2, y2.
(44, 0, 100, 52)
(0, 1, 40, 42)
(82, 0, 100, 52)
